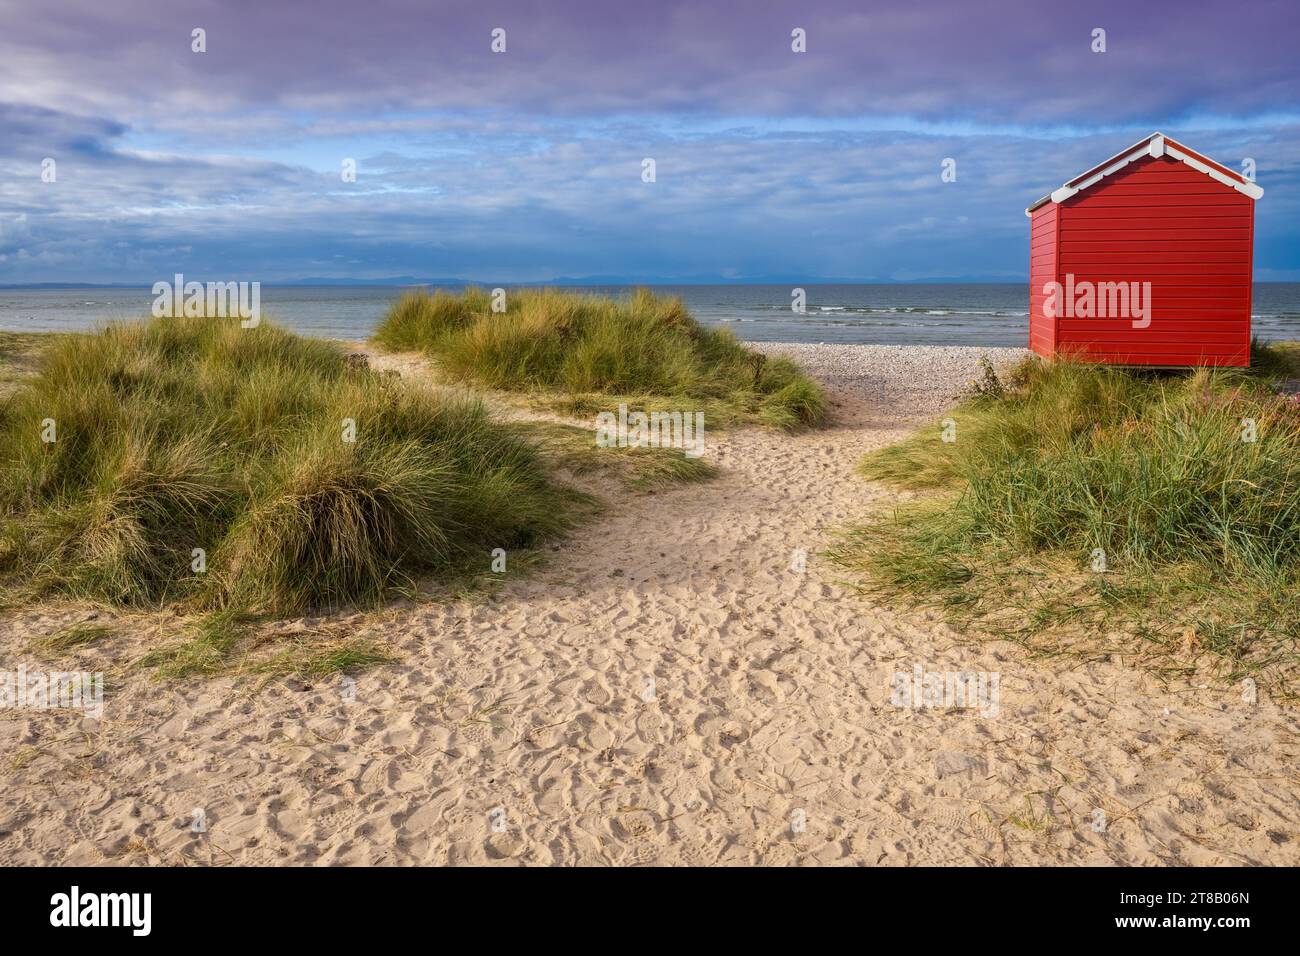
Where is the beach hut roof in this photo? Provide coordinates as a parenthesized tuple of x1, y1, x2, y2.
(1025, 131, 1264, 216)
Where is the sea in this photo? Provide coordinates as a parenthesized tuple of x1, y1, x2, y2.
(2, 284, 1299, 346)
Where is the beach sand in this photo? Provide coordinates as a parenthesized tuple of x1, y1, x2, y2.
(2, 343, 1297, 866)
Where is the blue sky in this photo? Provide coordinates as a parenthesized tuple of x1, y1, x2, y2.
(1, 0, 1298, 284)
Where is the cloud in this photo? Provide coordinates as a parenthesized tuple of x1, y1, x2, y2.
(4, 0, 1299, 125)
(4, 95, 1295, 282)
(0, 1, 1297, 282)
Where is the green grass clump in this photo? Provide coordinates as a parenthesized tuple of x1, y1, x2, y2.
(833, 344, 1300, 698)
(245, 637, 395, 681)
(0, 315, 576, 614)
(35, 622, 116, 654)
(372, 287, 827, 430)
(137, 609, 250, 678)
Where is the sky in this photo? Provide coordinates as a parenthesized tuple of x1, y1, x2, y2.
(1, 0, 1298, 284)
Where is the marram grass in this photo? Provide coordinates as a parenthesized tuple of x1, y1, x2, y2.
(832, 344, 1300, 699)
(372, 287, 827, 430)
(0, 315, 578, 614)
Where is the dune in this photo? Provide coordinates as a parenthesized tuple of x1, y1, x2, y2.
(1, 342, 1296, 866)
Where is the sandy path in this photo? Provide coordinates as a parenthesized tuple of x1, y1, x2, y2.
(2, 348, 1297, 866)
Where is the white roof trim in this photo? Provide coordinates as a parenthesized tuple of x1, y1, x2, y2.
(1165, 143, 1264, 200)
(1025, 132, 1263, 216)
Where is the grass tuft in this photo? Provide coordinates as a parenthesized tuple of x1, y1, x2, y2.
(137, 609, 251, 678)
(245, 637, 395, 681)
(35, 622, 116, 654)
(372, 287, 827, 430)
(833, 350, 1300, 699)
(0, 315, 578, 615)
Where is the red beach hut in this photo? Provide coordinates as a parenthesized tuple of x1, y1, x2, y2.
(1026, 132, 1262, 366)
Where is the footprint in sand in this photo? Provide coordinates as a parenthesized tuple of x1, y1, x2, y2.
(485, 831, 525, 860)
(921, 802, 1002, 846)
(610, 812, 661, 865)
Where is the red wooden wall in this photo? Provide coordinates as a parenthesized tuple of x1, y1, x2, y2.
(1028, 203, 1058, 359)
(1030, 151, 1255, 367)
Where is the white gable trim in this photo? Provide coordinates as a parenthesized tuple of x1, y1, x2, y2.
(1025, 133, 1263, 216)
(1165, 142, 1264, 200)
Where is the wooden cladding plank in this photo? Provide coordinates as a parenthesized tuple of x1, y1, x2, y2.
(1058, 239, 1248, 252)
(1127, 296, 1250, 307)
(1059, 321, 1248, 334)
(1067, 205, 1251, 220)
(1053, 272, 1250, 284)
(1058, 317, 1248, 329)
(1064, 352, 1250, 366)
(1057, 228, 1250, 241)
(1059, 336, 1247, 349)
(1067, 216, 1251, 231)
(1053, 262, 1251, 276)
(1058, 250, 1249, 263)
(1058, 336, 1248, 348)
(1058, 316, 1248, 326)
